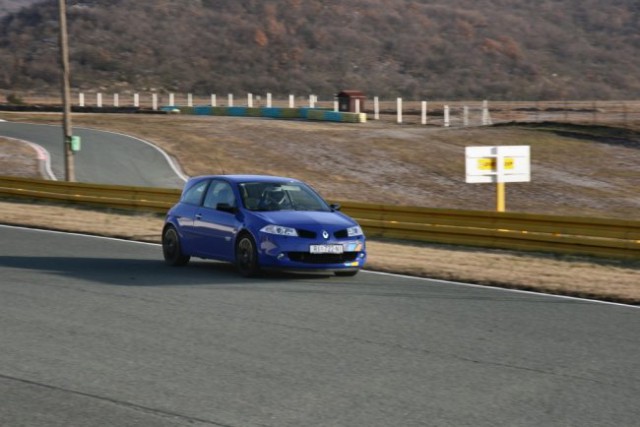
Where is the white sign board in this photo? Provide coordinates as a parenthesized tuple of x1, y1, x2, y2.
(465, 145, 530, 183)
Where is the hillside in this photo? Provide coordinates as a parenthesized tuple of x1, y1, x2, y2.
(0, 0, 38, 17)
(0, 0, 640, 100)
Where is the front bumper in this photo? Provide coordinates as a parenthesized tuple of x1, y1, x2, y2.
(257, 234, 366, 270)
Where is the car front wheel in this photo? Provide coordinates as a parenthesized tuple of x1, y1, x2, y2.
(162, 226, 190, 266)
(236, 234, 260, 277)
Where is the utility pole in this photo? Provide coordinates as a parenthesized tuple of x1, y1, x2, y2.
(58, 0, 75, 181)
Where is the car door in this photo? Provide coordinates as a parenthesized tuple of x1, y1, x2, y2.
(174, 179, 210, 255)
(193, 180, 239, 260)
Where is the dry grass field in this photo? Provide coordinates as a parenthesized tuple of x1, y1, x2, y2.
(1, 111, 639, 304)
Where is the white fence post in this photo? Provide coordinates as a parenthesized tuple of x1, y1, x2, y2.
(79, 92, 85, 107)
(248, 93, 253, 107)
(333, 100, 338, 112)
(133, 93, 139, 107)
(374, 96, 379, 120)
(228, 93, 234, 107)
(152, 93, 158, 111)
(113, 93, 119, 107)
(211, 94, 216, 107)
(97, 92, 102, 108)
(187, 93, 193, 107)
(355, 99, 361, 114)
(463, 106, 469, 126)
(289, 94, 294, 108)
(421, 101, 427, 125)
(482, 100, 492, 125)
(169, 93, 174, 106)
(397, 98, 403, 124)
(267, 93, 272, 108)
(444, 105, 450, 127)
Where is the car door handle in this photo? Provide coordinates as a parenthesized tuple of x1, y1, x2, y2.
(195, 214, 202, 220)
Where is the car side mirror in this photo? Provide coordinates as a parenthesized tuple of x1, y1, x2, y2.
(330, 203, 341, 211)
(216, 203, 237, 214)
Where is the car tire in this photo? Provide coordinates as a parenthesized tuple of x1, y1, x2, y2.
(236, 234, 260, 277)
(162, 226, 190, 266)
(335, 270, 359, 277)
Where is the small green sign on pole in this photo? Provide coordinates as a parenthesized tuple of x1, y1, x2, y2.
(70, 135, 81, 152)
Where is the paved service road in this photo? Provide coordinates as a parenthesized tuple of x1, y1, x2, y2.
(1, 226, 639, 427)
(0, 121, 186, 188)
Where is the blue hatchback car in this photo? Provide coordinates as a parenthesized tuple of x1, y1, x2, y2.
(162, 175, 366, 276)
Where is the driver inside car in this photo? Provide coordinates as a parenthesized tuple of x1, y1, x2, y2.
(259, 187, 292, 210)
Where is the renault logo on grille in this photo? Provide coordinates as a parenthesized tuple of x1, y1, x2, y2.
(322, 230, 329, 239)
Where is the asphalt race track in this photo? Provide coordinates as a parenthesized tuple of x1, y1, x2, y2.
(0, 121, 186, 188)
(1, 225, 639, 427)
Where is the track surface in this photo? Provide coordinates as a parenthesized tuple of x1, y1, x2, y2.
(0, 121, 185, 187)
(1, 225, 639, 427)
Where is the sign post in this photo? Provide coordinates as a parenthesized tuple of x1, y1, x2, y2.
(465, 146, 530, 212)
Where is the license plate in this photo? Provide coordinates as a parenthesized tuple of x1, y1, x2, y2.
(310, 244, 344, 254)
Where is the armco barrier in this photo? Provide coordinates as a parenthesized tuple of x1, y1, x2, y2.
(0, 176, 179, 213)
(1, 176, 639, 260)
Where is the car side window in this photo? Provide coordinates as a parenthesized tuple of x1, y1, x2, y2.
(203, 181, 236, 210)
(182, 180, 209, 206)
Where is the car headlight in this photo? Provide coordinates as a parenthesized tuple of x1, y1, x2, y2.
(260, 225, 299, 237)
(347, 226, 363, 237)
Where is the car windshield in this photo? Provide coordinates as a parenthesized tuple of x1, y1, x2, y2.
(239, 181, 331, 212)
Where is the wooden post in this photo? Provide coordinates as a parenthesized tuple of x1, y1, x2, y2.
(397, 97, 403, 124)
(169, 93, 175, 106)
(228, 93, 233, 107)
(248, 93, 253, 107)
(113, 93, 119, 107)
(133, 93, 139, 107)
(267, 93, 272, 108)
(211, 94, 216, 107)
(444, 105, 450, 127)
(187, 93, 193, 107)
(58, 0, 74, 181)
(289, 94, 294, 108)
(463, 106, 469, 126)
(152, 93, 158, 111)
(355, 99, 360, 114)
(96, 92, 102, 108)
(78, 92, 84, 107)
(421, 101, 427, 125)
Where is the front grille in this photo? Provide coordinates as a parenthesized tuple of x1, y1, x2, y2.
(287, 252, 359, 264)
(296, 229, 317, 239)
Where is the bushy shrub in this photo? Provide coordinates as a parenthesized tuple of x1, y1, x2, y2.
(6, 93, 24, 104)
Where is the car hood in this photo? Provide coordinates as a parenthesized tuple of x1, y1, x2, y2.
(251, 210, 356, 228)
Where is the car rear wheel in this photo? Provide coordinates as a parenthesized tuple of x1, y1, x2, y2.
(236, 234, 260, 277)
(163, 226, 190, 266)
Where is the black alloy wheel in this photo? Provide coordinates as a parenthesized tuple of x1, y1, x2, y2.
(162, 226, 190, 266)
(236, 234, 260, 277)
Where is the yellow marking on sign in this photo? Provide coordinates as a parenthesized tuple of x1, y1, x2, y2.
(477, 157, 515, 170)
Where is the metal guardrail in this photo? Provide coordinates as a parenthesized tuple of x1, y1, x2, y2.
(2, 176, 639, 260)
(0, 176, 179, 212)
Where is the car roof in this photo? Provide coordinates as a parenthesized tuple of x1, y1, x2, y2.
(188, 175, 302, 184)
